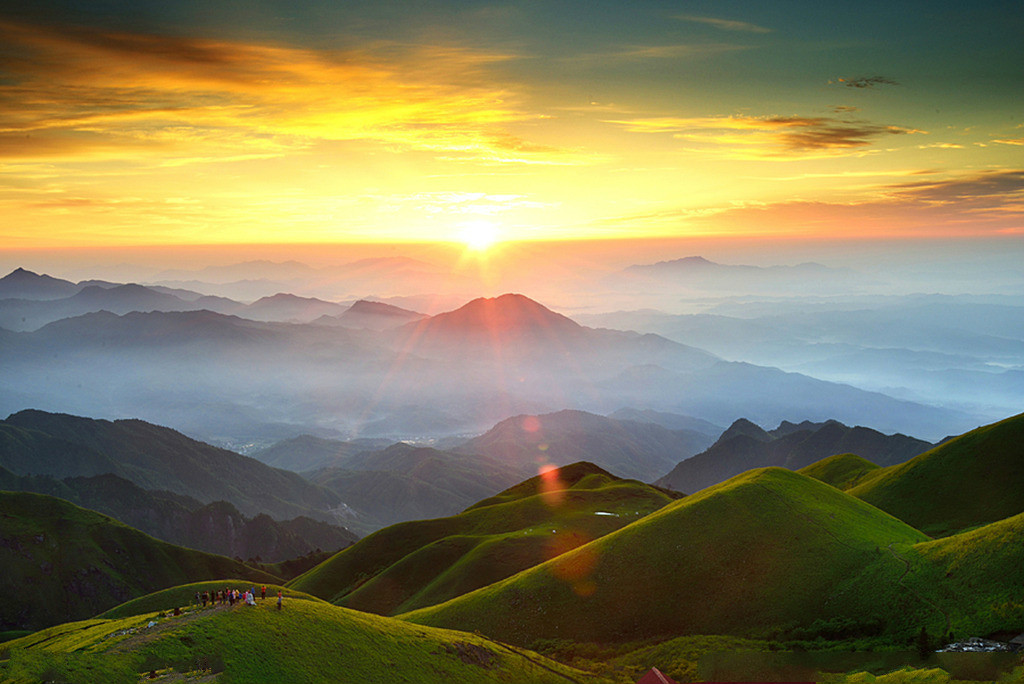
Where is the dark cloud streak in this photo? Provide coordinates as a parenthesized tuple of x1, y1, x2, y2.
(834, 76, 900, 89)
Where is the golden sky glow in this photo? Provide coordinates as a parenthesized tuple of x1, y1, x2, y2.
(1, 2, 1022, 249)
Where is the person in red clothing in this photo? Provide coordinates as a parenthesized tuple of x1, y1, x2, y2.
(261, 585, 266, 600)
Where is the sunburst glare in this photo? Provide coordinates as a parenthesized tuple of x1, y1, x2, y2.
(458, 219, 502, 252)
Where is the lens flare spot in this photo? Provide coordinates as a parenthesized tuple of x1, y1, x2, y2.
(548, 531, 598, 595)
(522, 415, 541, 433)
(538, 463, 564, 508)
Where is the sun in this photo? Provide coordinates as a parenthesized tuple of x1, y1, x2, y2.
(458, 219, 501, 252)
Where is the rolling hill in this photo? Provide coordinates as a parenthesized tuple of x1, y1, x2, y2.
(849, 411, 1024, 536)
(0, 584, 608, 684)
(656, 418, 931, 494)
(0, 491, 277, 632)
(401, 467, 928, 645)
(797, 453, 882, 491)
(289, 462, 680, 616)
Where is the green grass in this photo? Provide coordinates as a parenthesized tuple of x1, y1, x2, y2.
(401, 467, 928, 645)
(0, 590, 612, 683)
(290, 461, 676, 615)
(850, 412, 1024, 536)
(800, 453, 882, 490)
(96, 581, 322, 620)
(827, 510, 1024, 640)
(0, 491, 279, 631)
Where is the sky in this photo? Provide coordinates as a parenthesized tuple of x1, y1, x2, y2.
(1, 0, 1022, 254)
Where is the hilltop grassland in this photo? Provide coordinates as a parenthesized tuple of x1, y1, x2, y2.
(289, 462, 678, 615)
(0, 590, 611, 684)
(0, 491, 277, 632)
(798, 453, 883, 491)
(850, 412, 1024, 536)
(401, 468, 928, 644)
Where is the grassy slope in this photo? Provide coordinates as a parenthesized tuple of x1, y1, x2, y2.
(849, 412, 1024, 536)
(0, 491, 277, 631)
(290, 462, 677, 616)
(829, 510, 1024, 639)
(0, 592, 610, 684)
(401, 468, 928, 645)
(798, 453, 881, 491)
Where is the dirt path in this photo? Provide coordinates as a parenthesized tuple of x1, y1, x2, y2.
(886, 543, 952, 634)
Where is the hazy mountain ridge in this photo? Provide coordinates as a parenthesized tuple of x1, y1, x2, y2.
(306, 443, 526, 533)
(655, 417, 933, 494)
(0, 466, 357, 563)
(1, 410, 341, 523)
(0, 278, 982, 444)
(577, 295, 1024, 422)
(455, 409, 714, 482)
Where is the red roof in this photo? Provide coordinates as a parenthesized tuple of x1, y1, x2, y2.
(636, 667, 678, 684)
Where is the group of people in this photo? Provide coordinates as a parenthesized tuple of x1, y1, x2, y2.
(194, 585, 283, 610)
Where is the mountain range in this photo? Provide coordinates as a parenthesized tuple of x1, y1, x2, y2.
(0, 410, 341, 523)
(655, 417, 934, 494)
(0, 269, 981, 443)
(0, 467, 356, 563)
(455, 409, 714, 482)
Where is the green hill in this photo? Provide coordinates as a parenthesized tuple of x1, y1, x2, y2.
(0, 590, 609, 684)
(401, 467, 928, 645)
(849, 412, 1024, 536)
(289, 462, 679, 616)
(798, 452, 881, 490)
(828, 509, 1024, 639)
(0, 491, 277, 631)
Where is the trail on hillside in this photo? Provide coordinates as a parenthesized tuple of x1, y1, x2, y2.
(886, 543, 952, 635)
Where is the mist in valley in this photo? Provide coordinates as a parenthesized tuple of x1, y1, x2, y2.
(2, 238, 1021, 454)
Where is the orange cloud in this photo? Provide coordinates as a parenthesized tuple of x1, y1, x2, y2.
(599, 170, 1024, 238)
(606, 114, 922, 159)
(0, 19, 556, 165)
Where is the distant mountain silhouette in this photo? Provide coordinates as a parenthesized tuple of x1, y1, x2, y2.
(397, 293, 582, 348)
(606, 408, 723, 437)
(1, 410, 341, 523)
(393, 293, 717, 373)
(243, 293, 348, 322)
(1, 292, 974, 443)
(0, 267, 79, 300)
(608, 256, 854, 295)
(326, 300, 426, 330)
(306, 442, 524, 533)
(253, 434, 382, 472)
(656, 418, 933, 493)
(456, 409, 713, 481)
